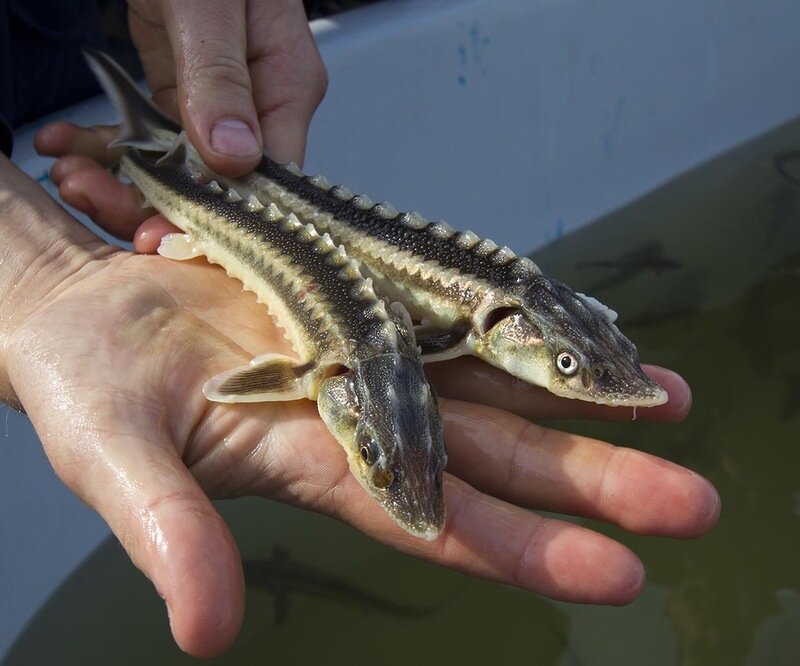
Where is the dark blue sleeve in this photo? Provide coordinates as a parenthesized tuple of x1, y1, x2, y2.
(0, 1, 139, 156)
(3, 0, 106, 127)
(0, 1, 138, 134)
(0, 112, 11, 156)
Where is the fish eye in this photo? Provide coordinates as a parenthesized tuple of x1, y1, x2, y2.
(556, 351, 579, 376)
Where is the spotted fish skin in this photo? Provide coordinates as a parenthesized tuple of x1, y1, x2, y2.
(124, 149, 393, 362)
(84, 49, 447, 541)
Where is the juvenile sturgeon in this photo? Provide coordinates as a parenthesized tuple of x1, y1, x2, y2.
(230, 170, 667, 408)
(84, 50, 447, 540)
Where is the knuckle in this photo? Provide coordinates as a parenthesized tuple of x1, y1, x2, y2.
(182, 51, 252, 95)
(596, 446, 636, 516)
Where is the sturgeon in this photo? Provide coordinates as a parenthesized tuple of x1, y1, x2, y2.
(223, 160, 667, 408)
(84, 50, 447, 540)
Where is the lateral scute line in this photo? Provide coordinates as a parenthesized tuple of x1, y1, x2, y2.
(253, 156, 542, 287)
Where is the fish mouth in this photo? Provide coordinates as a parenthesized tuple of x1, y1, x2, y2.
(580, 361, 669, 407)
(416, 524, 444, 542)
(390, 506, 446, 541)
(394, 520, 444, 541)
(549, 373, 669, 407)
(381, 487, 446, 541)
(593, 386, 669, 407)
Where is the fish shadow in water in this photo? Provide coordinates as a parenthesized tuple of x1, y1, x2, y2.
(576, 241, 682, 294)
(243, 546, 444, 626)
(780, 371, 800, 421)
(769, 252, 800, 278)
(773, 150, 800, 187)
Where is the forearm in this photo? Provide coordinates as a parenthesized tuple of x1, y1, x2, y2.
(0, 154, 106, 406)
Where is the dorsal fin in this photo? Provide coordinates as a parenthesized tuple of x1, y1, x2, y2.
(83, 48, 181, 152)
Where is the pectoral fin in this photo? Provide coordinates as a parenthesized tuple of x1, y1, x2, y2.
(204, 354, 317, 403)
(158, 233, 202, 261)
(416, 322, 472, 362)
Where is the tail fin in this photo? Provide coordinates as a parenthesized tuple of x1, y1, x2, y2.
(83, 48, 180, 152)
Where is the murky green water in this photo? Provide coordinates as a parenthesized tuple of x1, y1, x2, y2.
(6, 119, 800, 665)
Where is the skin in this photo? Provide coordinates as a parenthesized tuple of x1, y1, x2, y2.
(0, 0, 718, 658)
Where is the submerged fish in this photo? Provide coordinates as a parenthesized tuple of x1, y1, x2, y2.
(577, 241, 682, 294)
(85, 49, 447, 540)
(244, 546, 437, 625)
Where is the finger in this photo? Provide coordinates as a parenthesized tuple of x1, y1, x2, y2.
(440, 399, 720, 537)
(56, 161, 148, 240)
(135, 215, 182, 254)
(434, 476, 646, 604)
(427, 357, 692, 422)
(247, 1, 328, 164)
(49, 154, 105, 186)
(160, 0, 262, 175)
(36, 123, 167, 242)
(35, 121, 122, 167)
(127, 6, 180, 120)
(319, 469, 646, 604)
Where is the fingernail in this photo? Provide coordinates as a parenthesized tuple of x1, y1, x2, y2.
(210, 119, 260, 157)
(695, 474, 722, 527)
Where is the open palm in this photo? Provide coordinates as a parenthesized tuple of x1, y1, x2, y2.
(2, 135, 719, 657)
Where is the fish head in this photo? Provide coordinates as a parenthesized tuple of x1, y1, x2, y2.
(317, 353, 447, 540)
(474, 276, 668, 407)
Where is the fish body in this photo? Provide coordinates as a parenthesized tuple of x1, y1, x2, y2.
(221, 162, 668, 407)
(85, 49, 447, 540)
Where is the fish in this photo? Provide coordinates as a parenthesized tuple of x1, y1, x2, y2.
(774, 150, 800, 187)
(243, 546, 437, 625)
(212, 161, 666, 408)
(84, 49, 447, 540)
(780, 371, 800, 421)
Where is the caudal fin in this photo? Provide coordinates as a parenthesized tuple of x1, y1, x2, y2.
(83, 48, 180, 151)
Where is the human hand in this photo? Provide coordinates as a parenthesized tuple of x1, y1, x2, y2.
(123, 0, 327, 172)
(12, 125, 720, 657)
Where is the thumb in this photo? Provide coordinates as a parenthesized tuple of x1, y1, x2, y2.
(164, 0, 262, 175)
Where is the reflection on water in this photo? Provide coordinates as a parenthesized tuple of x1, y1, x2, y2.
(6, 119, 800, 665)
